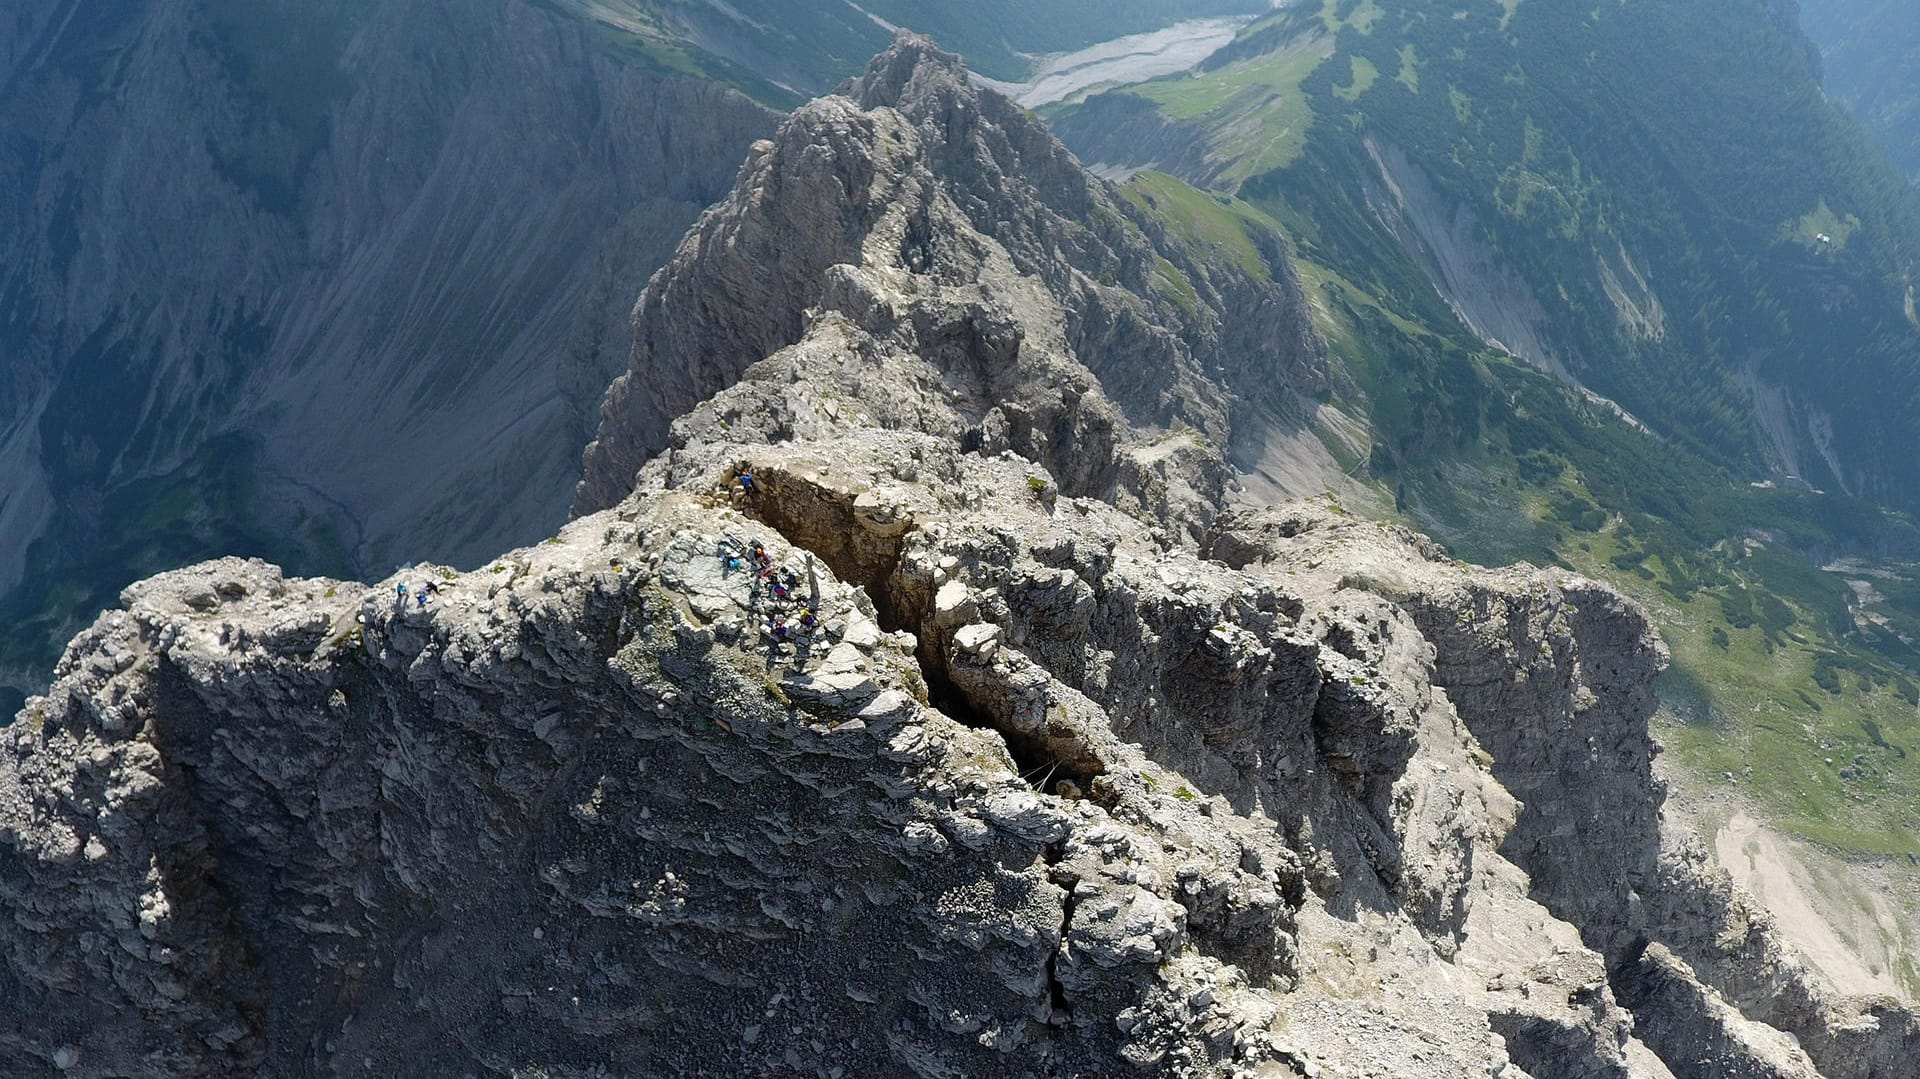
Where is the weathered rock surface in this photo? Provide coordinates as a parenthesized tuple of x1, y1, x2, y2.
(3, 33, 1913, 1079)
(576, 33, 1326, 528)
(1213, 503, 1920, 1079)
(2, 442, 1665, 1077)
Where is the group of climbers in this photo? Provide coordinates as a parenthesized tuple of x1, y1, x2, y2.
(724, 466, 826, 651)
(394, 579, 443, 609)
(718, 532, 819, 649)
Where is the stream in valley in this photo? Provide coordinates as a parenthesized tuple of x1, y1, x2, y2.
(975, 15, 1258, 108)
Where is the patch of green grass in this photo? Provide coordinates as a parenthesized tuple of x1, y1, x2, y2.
(1148, 256, 1205, 317)
(1120, 171, 1280, 280)
(1290, 252, 1439, 347)
(1780, 197, 1862, 252)
(1324, 0, 1382, 35)
(1449, 85, 1472, 123)
(1117, 26, 1332, 183)
(1395, 44, 1420, 92)
(1333, 55, 1378, 102)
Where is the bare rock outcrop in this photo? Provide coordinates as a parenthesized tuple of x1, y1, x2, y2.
(1214, 504, 1920, 1079)
(576, 35, 1325, 530)
(3, 439, 1673, 1077)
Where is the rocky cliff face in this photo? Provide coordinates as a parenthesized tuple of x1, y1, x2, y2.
(2, 34, 1913, 1079)
(575, 36, 1326, 526)
(0, 0, 778, 695)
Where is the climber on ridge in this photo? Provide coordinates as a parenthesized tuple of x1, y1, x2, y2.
(737, 470, 757, 497)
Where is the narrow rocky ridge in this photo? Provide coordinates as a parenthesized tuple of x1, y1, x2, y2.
(575, 34, 1326, 530)
(2, 33, 1914, 1079)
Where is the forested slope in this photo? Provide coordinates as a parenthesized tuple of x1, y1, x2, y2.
(1067, 0, 1920, 503)
(1803, 0, 1920, 185)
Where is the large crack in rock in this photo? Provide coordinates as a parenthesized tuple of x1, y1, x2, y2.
(3, 435, 1699, 1075)
(720, 459, 1104, 796)
(658, 457, 1292, 1069)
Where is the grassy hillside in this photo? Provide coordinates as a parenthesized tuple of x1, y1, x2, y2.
(1072, 3, 1920, 864)
(1070, 0, 1920, 510)
(1276, 204, 1920, 859)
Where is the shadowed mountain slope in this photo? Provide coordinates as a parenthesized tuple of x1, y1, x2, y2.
(1803, 0, 1920, 185)
(0, 0, 780, 708)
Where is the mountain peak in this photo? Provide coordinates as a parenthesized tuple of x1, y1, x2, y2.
(576, 34, 1326, 535)
(843, 31, 976, 110)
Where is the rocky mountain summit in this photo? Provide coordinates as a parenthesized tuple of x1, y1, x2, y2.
(3, 35, 1916, 1079)
(576, 35, 1327, 529)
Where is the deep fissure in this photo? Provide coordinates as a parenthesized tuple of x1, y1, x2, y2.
(732, 466, 1098, 793)
(1042, 840, 1077, 1028)
(731, 468, 1098, 1041)
(921, 659, 1095, 794)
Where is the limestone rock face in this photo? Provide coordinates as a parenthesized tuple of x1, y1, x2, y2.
(4, 32, 1915, 1079)
(2, 447, 1658, 1078)
(576, 36, 1326, 529)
